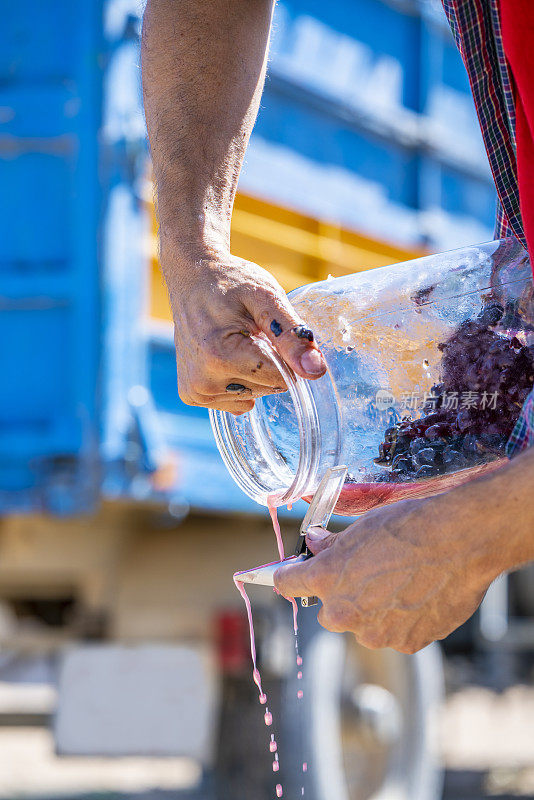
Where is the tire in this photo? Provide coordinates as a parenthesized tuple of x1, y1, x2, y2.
(279, 609, 444, 800)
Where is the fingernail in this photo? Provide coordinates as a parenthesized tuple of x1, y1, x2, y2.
(270, 320, 283, 337)
(300, 349, 326, 375)
(307, 529, 328, 542)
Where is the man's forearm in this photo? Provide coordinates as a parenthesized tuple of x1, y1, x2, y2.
(483, 444, 534, 574)
(141, 0, 327, 414)
(408, 443, 534, 588)
(142, 0, 275, 269)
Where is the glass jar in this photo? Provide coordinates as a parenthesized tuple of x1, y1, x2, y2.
(210, 238, 533, 515)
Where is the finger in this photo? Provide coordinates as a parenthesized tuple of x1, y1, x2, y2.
(353, 628, 386, 650)
(226, 401, 256, 416)
(396, 639, 433, 655)
(224, 382, 286, 398)
(196, 396, 256, 415)
(306, 527, 339, 555)
(274, 559, 319, 598)
(219, 332, 287, 388)
(317, 604, 346, 634)
(243, 291, 327, 381)
(318, 600, 362, 635)
(193, 382, 286, 402)
(178, 387, 255, 415)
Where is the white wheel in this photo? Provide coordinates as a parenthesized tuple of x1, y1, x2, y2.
(281, 621, 444, 800)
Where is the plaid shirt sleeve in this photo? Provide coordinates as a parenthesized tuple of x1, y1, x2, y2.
(495, 197, 517, 240)
(441, 1, 533, 458)
(506, 388, 534, 457)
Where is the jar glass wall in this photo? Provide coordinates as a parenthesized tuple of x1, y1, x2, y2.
(210, 239, 533, 514)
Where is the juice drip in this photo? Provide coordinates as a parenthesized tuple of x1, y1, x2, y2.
(268, 501, 285, 560)
(235, 504, 308, 799)
(234, 578, 267, 703)
(289, 597, 299, 635)
(234, 577, 281, 795)
(293, 625, 306, 795)
(272, 504, 308, 797)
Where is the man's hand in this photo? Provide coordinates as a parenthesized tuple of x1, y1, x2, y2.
(276, 497, 490, 653)
(274, 448, 534, 653)
(143, 0, 327, 414)
(166, 248, 326, 414)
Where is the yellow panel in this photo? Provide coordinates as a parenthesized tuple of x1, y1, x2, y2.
(148, 191, 425, 322)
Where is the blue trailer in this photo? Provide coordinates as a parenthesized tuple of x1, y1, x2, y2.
(0, 0, 496, 518)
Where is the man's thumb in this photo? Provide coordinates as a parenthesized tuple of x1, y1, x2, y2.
(306, 527, 338, 554)
(274, 559, 317, 598)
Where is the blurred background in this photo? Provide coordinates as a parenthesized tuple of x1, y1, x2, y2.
(1, 1, 534, 799)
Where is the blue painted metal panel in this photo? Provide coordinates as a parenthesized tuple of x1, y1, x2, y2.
(441, 167, 496, 228)
(275, 0, 422, 110)
(251, 0, 493, 249)
(254, 94, 420, 207)
(1, 4, 80, 81)
(0, 0, 103, 511)
(0, 153, 71, 263)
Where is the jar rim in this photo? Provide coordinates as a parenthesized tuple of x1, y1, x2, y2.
(209, 335, 321, 506)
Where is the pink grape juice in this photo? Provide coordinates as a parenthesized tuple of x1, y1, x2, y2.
(235, 504, 308, 798)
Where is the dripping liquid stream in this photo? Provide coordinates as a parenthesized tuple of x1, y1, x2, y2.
(233, 502, 308, 798)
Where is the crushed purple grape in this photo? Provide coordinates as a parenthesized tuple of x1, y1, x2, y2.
(373, 306, 534, 482)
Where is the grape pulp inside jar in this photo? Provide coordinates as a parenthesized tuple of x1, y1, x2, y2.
(327, 301, 534, 515)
